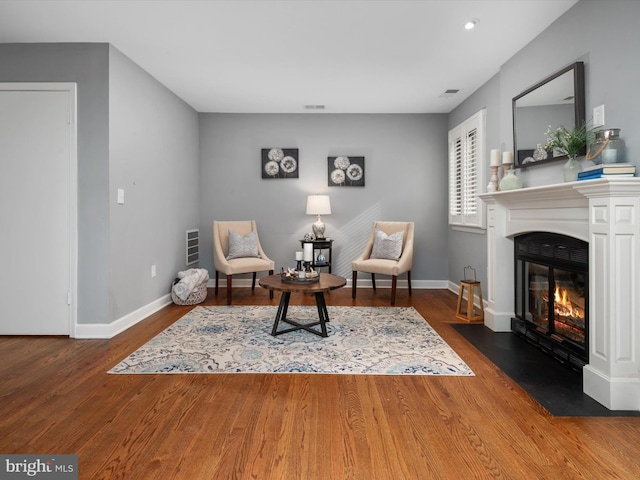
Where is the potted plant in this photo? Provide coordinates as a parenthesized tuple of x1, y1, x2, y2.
(544, 122, 595, 182)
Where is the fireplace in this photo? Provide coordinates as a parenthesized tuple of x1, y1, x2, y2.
(512, 232, 588, 370)
(479, 178, 640, 410)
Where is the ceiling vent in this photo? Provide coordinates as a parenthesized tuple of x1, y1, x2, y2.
(439, 89, 460, 99)
(304, 105, 326, 110)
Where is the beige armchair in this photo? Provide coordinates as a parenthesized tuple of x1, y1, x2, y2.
(351, 221, 414, 305)
(213, 221, 275, 305)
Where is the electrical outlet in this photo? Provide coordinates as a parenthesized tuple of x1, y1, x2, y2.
(593, 104, 605, 127)
(151, 265, 156, 278)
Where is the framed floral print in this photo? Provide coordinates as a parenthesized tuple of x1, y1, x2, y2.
(328, 156, 365, 187)
(262, 148, 299, 179)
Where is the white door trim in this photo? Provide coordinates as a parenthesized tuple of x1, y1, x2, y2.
(0, 83, 78, 337)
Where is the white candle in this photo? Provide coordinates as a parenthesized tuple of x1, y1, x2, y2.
(490, 149, 501, 167)
(295, 251, 303, 261)
(303, 243, 313, 262)
(502, 151, 514, 165)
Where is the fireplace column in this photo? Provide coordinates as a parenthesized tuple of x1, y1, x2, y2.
(483, 196, 515, 332)
(576, 182, 640, 411)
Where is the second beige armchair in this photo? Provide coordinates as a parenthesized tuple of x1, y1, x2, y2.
(351, 221, 414, 305)
(213, 220, 274, 305)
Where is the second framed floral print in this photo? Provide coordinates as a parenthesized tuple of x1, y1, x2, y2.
(328, 156, 365, 187)
(262, 148, 299, 179)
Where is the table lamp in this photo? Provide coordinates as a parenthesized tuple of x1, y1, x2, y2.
(306, 194, 331, 239)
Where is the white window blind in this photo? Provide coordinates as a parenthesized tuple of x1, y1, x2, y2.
(448, 109, 486, 230)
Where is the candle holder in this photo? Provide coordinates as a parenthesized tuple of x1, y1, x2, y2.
(296, 259, 303, 271)
(501, 151, 514, 179)
(487, 165, 500, 192)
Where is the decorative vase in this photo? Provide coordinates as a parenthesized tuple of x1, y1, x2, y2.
(563, 155, 582, 182)
(499, 168, 523, 191)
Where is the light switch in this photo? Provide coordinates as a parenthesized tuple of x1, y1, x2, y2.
(593, 105, 605, 127)
(117, 189, 125, 204)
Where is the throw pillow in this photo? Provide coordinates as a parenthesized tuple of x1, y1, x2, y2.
(226, 230, 260, 259)
(370, 229, 403, 260)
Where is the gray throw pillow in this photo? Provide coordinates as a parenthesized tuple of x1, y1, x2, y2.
(370, 229, 403, 260)
(226, 230, 260, 259)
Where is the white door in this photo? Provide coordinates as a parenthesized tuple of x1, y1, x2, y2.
(0, 85, 77, 335)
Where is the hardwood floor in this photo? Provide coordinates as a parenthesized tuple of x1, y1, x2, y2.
(1, 287, 639, 479)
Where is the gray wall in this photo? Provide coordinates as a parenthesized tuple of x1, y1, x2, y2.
(446, 0, 640, 286)
(0, 43, 111, 324)
(0, 43, 200, 326)
(108, 46, 200, 321)
(199, 113, 449, 282)
(447, 73, 501, 290)
(500, 0, 640, 187)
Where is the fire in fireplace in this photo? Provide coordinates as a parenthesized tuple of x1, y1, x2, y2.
(512, 232, 588, 369)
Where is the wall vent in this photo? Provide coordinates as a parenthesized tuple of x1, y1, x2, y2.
(186, 229, 199, 266)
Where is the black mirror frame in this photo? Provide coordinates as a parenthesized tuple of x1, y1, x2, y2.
(512, 61, 585, 168)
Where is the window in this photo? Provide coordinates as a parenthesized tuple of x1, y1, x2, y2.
(448, 109, 486, 231)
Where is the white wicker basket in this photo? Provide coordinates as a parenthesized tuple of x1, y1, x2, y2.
(171, 282, 208, 305)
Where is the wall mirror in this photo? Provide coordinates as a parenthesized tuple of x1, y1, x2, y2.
(512, 61, 585, 167)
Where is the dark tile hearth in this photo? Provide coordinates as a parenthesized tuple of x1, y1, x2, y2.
(451, 324, 640, 417)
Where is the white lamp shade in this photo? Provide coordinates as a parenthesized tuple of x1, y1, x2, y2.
(306, 195, 332, 215)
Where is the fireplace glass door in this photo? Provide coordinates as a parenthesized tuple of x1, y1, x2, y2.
(513, 232, 588, 367)
(517, 261, 586, 346)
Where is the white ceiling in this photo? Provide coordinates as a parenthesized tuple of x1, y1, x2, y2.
(0, 0, 579, 114)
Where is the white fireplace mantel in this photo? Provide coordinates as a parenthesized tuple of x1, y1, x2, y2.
(480, 178, 640, 411)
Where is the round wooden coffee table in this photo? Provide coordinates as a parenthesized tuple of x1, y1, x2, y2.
(259, 273, 346, 337)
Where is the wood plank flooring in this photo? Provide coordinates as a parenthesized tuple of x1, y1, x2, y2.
(1, 287, 639, 479)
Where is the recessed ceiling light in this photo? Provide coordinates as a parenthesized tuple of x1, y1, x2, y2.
(464, 18, 479, 30)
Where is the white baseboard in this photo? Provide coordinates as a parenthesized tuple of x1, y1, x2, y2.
(76, 279, 453, 339)
(74, 294, 172, 339)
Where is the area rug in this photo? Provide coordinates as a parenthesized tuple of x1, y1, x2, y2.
(109, 306, 474, 376)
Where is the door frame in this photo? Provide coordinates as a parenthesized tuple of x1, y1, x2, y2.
(0, 83, 78, 337)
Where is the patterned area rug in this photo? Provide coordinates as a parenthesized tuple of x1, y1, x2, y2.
(109, 306, 474, 376)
